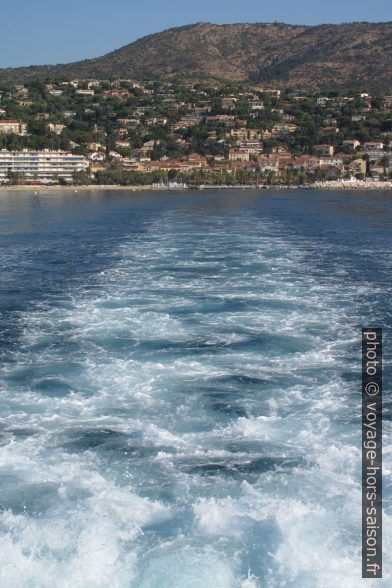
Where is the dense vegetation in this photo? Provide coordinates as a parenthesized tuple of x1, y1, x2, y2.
(0, 77, 391, 185)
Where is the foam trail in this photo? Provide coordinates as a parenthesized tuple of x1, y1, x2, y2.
(0, 194, 391, 587)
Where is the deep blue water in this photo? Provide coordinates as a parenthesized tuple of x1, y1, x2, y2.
(0, 189, 391, 587)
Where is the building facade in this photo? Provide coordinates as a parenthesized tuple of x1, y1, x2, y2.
(0, 120, 28, 135)
(313, 144, 334, 157)
(229, 148, 251, 162)
(0, 150, 88, 183)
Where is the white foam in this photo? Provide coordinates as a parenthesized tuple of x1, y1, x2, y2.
(1, 206, 390, 586)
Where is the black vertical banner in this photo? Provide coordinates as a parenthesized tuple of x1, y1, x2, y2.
(362, 328, 382, 578)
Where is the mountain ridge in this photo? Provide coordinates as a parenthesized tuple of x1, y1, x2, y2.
(0, 22, 391, 90)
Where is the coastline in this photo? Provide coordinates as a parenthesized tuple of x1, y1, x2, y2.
(0, 181, 392, 192)
(0, 185, 152, 192)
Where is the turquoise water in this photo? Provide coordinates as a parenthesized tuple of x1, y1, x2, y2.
(0, 189, 391, 587)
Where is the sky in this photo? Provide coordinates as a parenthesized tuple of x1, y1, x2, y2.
(1, 0, 391, 68)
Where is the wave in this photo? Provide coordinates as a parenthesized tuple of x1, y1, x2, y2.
(0, 204, 390, 587)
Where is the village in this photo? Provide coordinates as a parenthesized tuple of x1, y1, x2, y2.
(0, 77, 391, 186)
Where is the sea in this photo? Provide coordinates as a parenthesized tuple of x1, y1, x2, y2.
(0, 188, 391, 587)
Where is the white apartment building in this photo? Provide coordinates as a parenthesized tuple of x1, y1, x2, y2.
(0, 150, 88, 183)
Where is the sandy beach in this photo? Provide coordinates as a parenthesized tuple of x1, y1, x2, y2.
(0, 184, 153, 192)
(0, 181, 392, 193)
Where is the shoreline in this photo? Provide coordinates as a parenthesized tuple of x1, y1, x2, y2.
(0, 181, 392, 192)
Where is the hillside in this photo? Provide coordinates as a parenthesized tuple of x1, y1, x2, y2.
(0, 22, 391, 90)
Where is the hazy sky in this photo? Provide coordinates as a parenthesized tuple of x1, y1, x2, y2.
(1, 0, 391, 68)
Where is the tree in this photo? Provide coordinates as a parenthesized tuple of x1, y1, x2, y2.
(380, 155, 390, 180)
(6, 169, 26, 185)
(168, 169, 178, 181)
(72, 169, 91, 185)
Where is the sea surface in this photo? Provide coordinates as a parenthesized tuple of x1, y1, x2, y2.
(0, 189, 391, 587)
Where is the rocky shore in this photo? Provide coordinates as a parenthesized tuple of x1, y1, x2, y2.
(311, 180, 392, 190)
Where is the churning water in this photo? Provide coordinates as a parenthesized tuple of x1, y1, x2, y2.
(0, 189, 391, 587)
